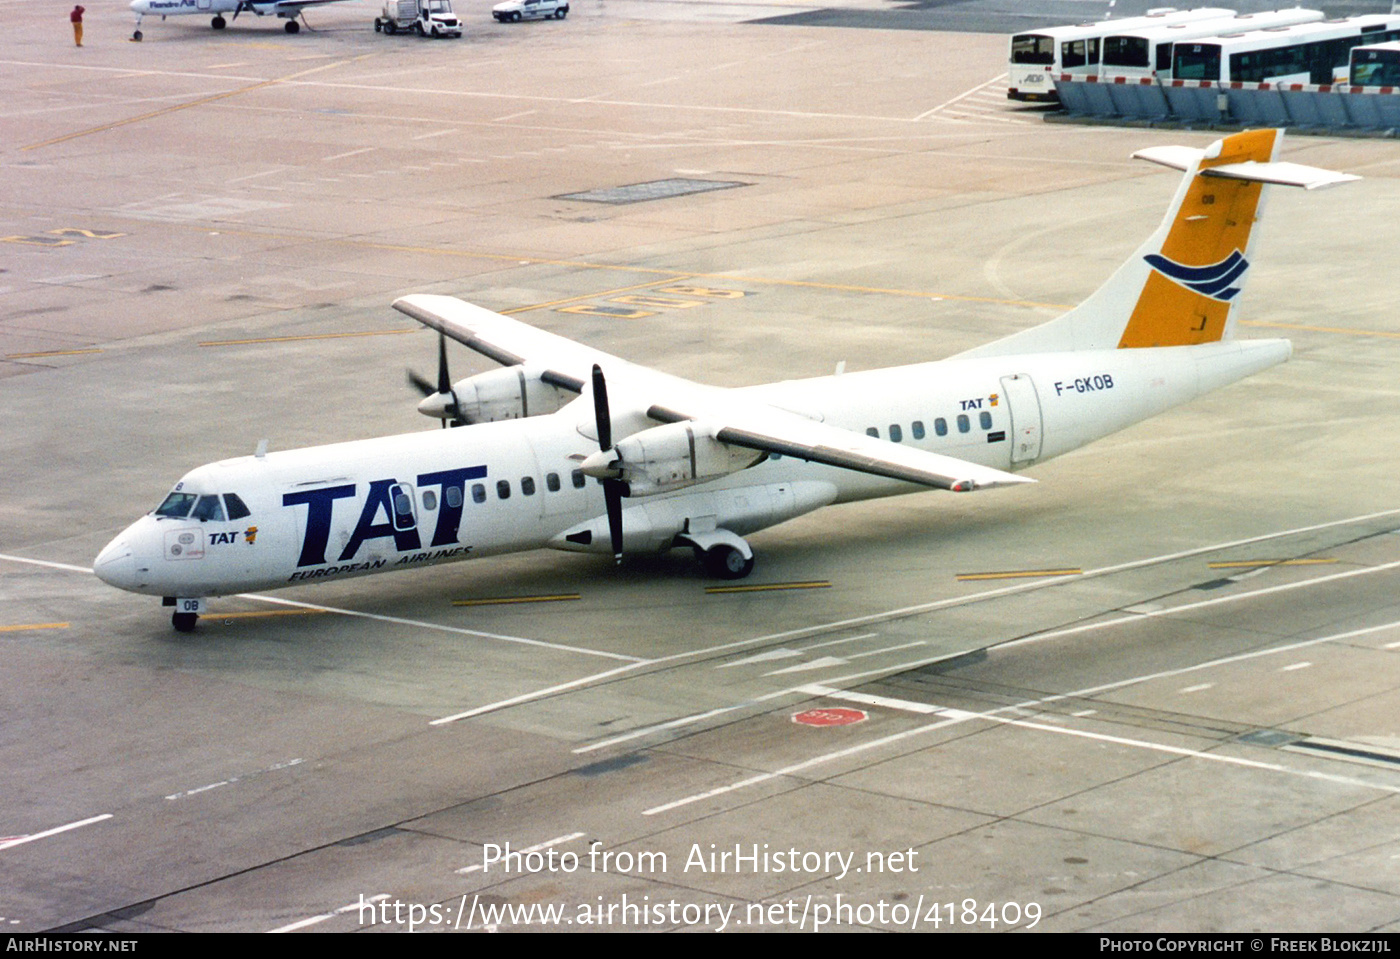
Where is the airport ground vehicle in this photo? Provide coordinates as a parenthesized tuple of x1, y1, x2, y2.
(492, 0, 567, 22)
(1097, 8, 1324, 81)
(1008, 7, 1233, 101)
(1172, 15, 1400, 83)
(375, 0, 462, 36)
(1350, 41, 1400, 86)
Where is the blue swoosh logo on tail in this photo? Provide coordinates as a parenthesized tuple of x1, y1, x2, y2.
(1144, 250, 1248, 302)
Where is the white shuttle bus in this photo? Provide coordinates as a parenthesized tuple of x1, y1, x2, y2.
(1350, 41, 1400, 86)
(1172, 16, 1400, 84)
(1008, 7, 1234, 101)
(1098, 8, 1325, 82)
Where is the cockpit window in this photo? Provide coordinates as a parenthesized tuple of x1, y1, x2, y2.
(191, 495, 226, 522)
(155, 492, 197, 518)
(223, 493, 251, 520)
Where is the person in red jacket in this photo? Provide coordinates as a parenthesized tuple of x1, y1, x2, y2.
(70, 5, 85, 47)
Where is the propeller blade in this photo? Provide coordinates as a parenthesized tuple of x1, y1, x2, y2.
(407, 369, 435, 397)
(591, 365, 623, 563)
(437, 332, 451, 395)
(591, 364, 611, 452)
(603, 479, 624, 565)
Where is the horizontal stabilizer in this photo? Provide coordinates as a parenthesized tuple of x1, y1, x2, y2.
(1130, 145, 1203, 172)
(1200, 160, 1360, 191)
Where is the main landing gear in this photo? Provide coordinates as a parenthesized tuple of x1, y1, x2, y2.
(679, 528, 755, 581)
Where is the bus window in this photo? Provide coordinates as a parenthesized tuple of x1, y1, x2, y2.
(1103, 35, 1150, 68)
(1061, 38, 1098, 69)
(1174, 43, 1222, 80)
(1011, 34, 1054, 65)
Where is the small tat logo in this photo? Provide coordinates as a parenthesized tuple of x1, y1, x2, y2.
(1144, 250, 1249, 302)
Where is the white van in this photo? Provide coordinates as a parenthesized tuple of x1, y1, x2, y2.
(492, 0, 568, 21)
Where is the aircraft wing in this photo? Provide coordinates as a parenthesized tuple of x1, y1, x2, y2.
(394, 293, 641, 395)
(264, 0, 355, 10)
(650, 402, 1033, 492)
(395, 293, 1032, 492)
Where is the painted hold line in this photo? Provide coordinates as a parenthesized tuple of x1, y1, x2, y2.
(452, 594, 581, 607)
(956, 568, 1081, 581)
(5, 349, 103, 359)
(0, 814, 112, 851)
(705, 581, 831, 594)
(1208, 559, 1338, 569)
(0, 622, 69, 633)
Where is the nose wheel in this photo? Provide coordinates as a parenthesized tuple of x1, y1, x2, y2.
(167, 597, 206, 633)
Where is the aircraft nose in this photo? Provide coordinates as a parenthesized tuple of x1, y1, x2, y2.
(130, 0, 148, 13)
(94, 537, 138, 591)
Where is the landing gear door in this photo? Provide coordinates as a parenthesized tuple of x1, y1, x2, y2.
(1000, 374, 1043, 465)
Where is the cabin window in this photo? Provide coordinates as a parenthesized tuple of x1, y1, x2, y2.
(472, 483, 486, 504)
(889, 424, 903, 443)
(912, 421, 925, 440)
(156, 492, 196, 518)
(223, 493, 251, 520)
(497, 480, 511, 500)
(445, 485, 463, 509)
(521, 477, 536, 496)
(571, 469, 586, 489)
(957, 414, 970, 434)
(934, 418, 948, 437)
(866, 427, 879, 438)
(546, 472, 561, 492)
(191, 495, 225, 522)
(980, 411, 993, 430)
(421, 490, 438, 512)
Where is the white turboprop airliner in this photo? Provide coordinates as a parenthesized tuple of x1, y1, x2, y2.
(128, 0, 351, 40)
(95, 129, 1357, 631)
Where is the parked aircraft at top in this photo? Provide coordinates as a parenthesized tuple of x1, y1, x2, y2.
(128, 0, 353, 40)
(93, 130, 1357, 631)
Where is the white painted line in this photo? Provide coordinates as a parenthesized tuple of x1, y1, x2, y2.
(432, 661, 650, 726)
(239, 594, 647, 665)
(0, 814, 112, 851)
(717, 648, 803, 668)
(410, 129, 457, 141)
(794, 684, 945, 715)
(914, 73, 1009, 121)
(455, 832, 586, 874)
(766, 656, 849, 676)
(846, 641, 925, 660)
(0, 553, 94, 575)
(323, 147, 375, 161)
(1281, 662, 1313, 672)
(574, 706, 744, 754)
(804, 632, 879, 650)
(1179, 683, 1214, 693)
(269, 894, 388, 933)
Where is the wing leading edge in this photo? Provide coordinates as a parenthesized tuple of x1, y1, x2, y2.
(393, 294, 1032, 493)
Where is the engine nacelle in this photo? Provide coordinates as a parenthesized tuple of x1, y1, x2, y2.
(585, 420, 766, 497)
(420, 365, 573, 423)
